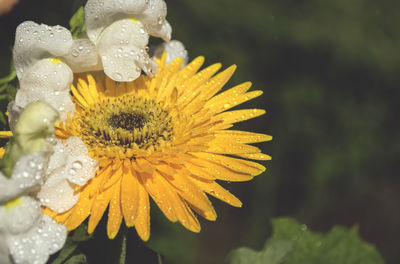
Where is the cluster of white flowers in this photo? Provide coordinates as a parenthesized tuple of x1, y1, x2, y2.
(1, 0, 189, 263)
(0, 102, 67, 264)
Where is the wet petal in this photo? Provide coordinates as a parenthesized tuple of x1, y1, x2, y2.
(85, 0, 148, 43)
(15, 59, 75, 121)
(63, 38, 102, 73)
(37, 169, 79, 213)
(6, 152, 48, 197)
(138, 0, 167, 28)
(0, 196, 41, 234)
(97, 18, 153, 81)
(154, 40, 188, 66)
(63, 137, 97, 186)
(13, 21, 73, 79)
(7, 214, 66, 264)
(147, 19, 171, 42)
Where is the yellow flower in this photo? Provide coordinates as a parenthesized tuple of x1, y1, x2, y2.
(44, 54, 271, 241)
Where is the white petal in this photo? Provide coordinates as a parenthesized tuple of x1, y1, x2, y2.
(6, 102, 22, 132)
(63, 38, 103, 73)
(63, 137, 97, 186)
(85, 0, 148, 43)
(138, 0, 167, 27)
(98, 19, 152, 81)
(46, 140, 68, 174)
(37, 168, 78, 213)
(15, 59, 75, 121)
(0, 234, 11, 264)
(37, 215, 67, 255)
(63, 137, 89, 156)
(147, 20, 171, 42)
(0, 174, 22, 205)
(0, 152, 48, 203)
(18, 58, 73, 93)
(13, 21, 73, 79)
(0, 196, 41, 235)
(65, 155, 97, 186)
(7, 214, 66, 264)
(11, 152, 48, 192)
(154, 40, 188, 66)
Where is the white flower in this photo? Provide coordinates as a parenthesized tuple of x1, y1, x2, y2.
(38, 137, 97, 213)
(153, 40, 188, 66)
(0, 150, 66, 264)
(0, 152, 48, 204)
(84, 0, 172, 82)
(0, 101, 70, 263)
(13, 21, 101, 120)
(0, 197, 67, 264)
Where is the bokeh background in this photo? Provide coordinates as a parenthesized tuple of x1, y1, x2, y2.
(1, 0, 399, 263)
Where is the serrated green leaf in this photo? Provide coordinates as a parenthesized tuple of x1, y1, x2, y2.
(228, 218, 384, 264)
(64, 254, 87, 264)
(69, 7, 86, 39)
(228, 238, 293, 264)
(271, 218, 384, 264)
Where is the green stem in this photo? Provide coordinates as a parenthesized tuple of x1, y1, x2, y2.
(119, 228, 127, 264)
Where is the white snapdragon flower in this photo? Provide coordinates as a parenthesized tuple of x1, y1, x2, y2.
(153, 39, 189, 66)
(13, 21, 101, 121)
(85, 0, 172, 82)
(0, 101, 71, 263)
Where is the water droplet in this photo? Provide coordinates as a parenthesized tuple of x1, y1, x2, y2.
(113, 72, 122, 80)
(71, 50, 79, 57)
(72, 161, 83, 169)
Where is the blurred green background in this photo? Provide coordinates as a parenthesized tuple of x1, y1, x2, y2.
(1, 0, 399, 263)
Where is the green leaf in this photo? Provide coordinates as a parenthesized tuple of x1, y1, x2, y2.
(228, 238, 293, 264)
(51, 240, 79, 264)
(50, 223, 92, 264)
(272, 218, 384, 264)
(0, 67, 16, 85)
(0, 112, 7, 127)
(70, 222, 93, 242)
(64, 254, 87, 264)
(69, 7, 86, 39)
(228, 218, 384, 264)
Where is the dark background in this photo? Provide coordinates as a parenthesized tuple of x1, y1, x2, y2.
(1, 0, 399, 263)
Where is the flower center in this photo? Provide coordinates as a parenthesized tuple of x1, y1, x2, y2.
(108, 112, 147, 131)
(72, 94, 174, 157)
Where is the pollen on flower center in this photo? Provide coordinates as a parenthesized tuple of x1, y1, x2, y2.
(69, 94, 174, 158)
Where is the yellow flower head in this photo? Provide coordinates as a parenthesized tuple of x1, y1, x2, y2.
(44, 54, 271, 241)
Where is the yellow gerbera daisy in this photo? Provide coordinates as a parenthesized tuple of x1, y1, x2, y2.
(44, 54, 271, 241)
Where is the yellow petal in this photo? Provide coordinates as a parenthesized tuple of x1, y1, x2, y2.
(107, 179, 123, 239)
(121, 168, 139, 227)
(191, 152, 266, 176)
(190, 176, 242, 207)
(134, 181, 150, 241)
